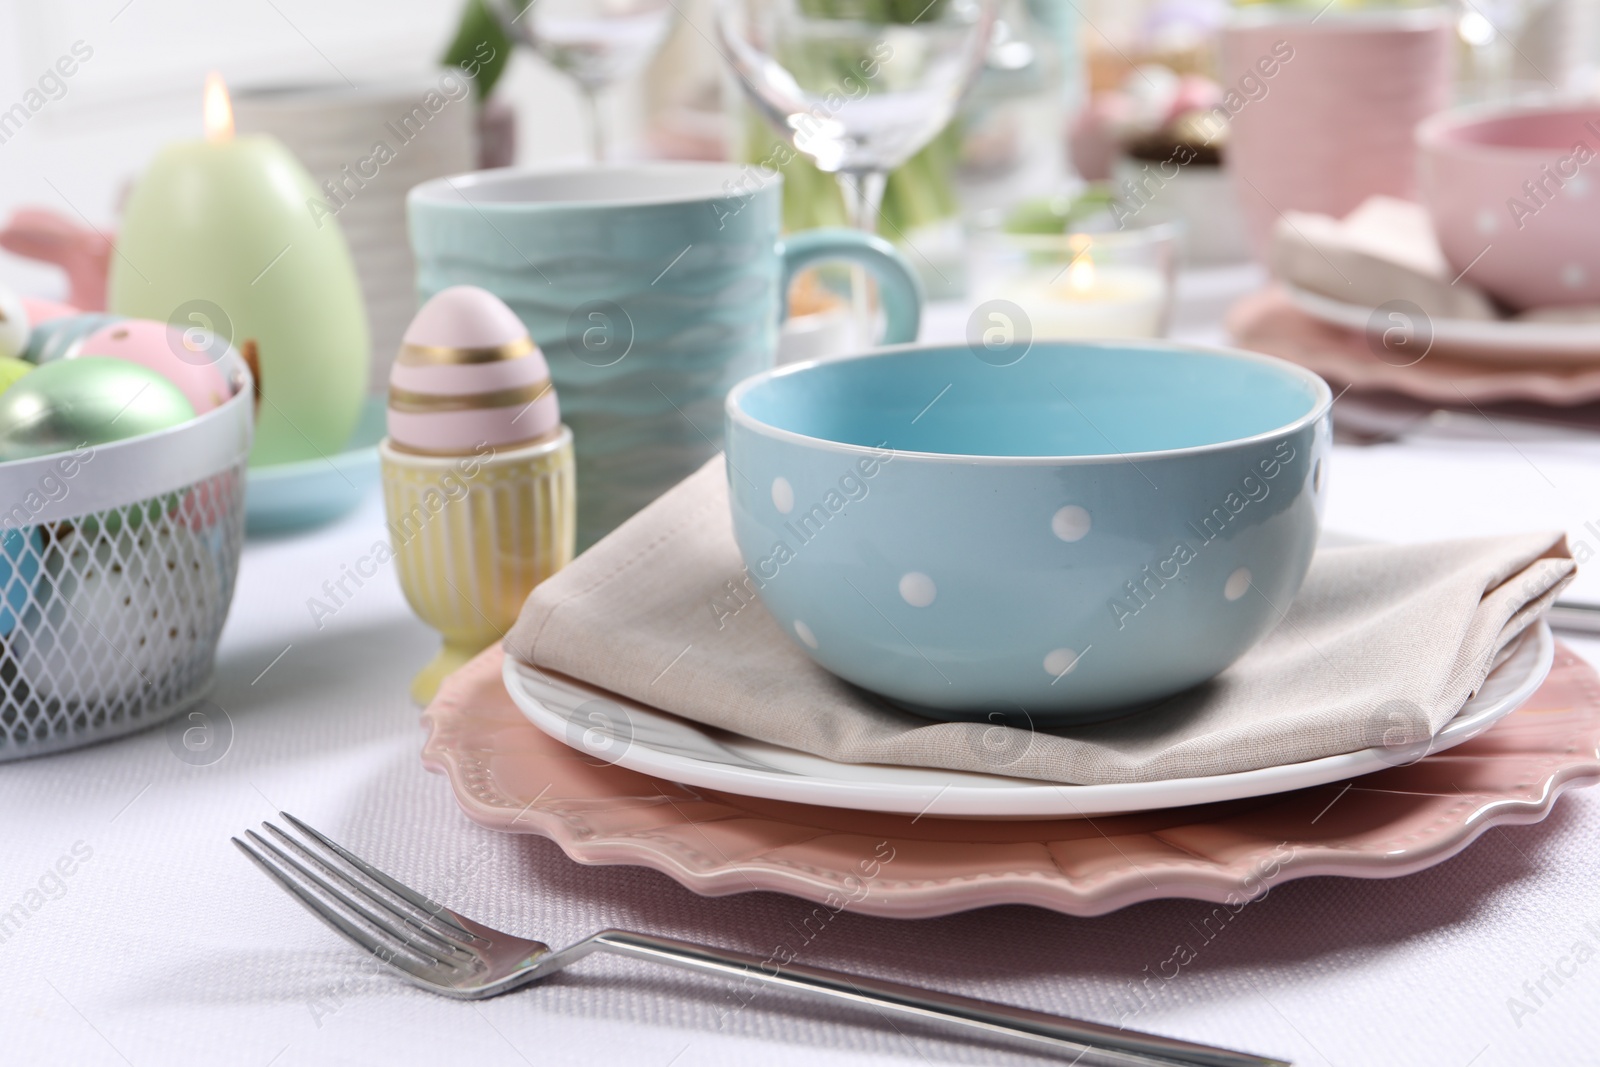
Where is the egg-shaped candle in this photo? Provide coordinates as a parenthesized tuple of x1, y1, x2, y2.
(380, 285, 574, 704)
(75, 319, 232, 414)
(107, 72, 367, 466)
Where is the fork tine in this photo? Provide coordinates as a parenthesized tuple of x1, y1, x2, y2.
(280, 812, 477, 940)
(244, 829, 469, 973)
(232, 836, 453, 988)
(261, 822, 475, 954)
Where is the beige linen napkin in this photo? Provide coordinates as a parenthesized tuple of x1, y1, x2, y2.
(505, 457, 1574, 785)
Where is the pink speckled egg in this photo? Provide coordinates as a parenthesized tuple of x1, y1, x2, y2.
(75, 319, 232, 414)
(387, 286, 560, 455)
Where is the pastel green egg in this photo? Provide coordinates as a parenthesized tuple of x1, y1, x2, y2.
(0, 356, 195, 462)
(0, 357, 32, 396)
(108, 136, 368, 467)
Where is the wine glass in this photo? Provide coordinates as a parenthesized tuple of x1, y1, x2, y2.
(496, 0, 675, 161)
(715, 0, 999, 233)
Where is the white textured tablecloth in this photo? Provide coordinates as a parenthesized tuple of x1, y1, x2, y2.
(3, 279, 1600, 1067)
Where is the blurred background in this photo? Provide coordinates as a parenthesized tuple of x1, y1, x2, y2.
(6, 0, 1600, 389)
(4, 0, 1591, 294)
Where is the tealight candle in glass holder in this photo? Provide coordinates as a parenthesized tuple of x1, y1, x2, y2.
(969, 211, 1181, 340)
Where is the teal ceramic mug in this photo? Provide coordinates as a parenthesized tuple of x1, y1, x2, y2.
(408, 164, 923, 549)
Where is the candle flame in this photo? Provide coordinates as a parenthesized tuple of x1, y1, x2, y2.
(203, 71, 234, 141)
(1067, 236, 1097, 293)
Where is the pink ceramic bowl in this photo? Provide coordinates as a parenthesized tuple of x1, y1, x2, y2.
(1418, 101, 1600, 311)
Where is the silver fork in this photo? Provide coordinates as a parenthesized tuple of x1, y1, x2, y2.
(234, 813, 1289, 1067)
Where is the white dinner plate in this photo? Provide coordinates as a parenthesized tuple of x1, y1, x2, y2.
(1284, 283, 1600, 365)
(502, 621, 1554, 819)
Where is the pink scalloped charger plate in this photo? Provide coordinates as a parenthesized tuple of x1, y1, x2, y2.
(421, 644, 1600, 918)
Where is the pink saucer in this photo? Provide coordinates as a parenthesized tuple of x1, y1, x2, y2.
(1229, 287, 1600, 407)
(422, 644, 1600, 918)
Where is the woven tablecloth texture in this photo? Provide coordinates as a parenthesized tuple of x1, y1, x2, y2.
(6, 298, 1600, 1066)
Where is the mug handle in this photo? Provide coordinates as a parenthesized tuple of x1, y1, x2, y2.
(778, 228, 924, 345)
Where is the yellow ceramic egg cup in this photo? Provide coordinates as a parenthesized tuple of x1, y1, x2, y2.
(380, 429, 575, 703)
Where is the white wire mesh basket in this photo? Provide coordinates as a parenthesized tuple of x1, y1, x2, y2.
(0, 349, 253, 760)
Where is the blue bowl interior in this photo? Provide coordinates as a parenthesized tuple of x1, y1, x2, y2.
(734, 344, 1323, 457)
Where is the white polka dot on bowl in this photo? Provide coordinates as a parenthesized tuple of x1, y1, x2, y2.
(771, 477, 794, 514)
(1044, 647, 1081, 679)
(1051, 505, 1091, 542)
(899, 572, 936, 607)
(1225, 567, 1252, 601)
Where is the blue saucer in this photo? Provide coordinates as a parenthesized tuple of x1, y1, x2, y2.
(245, 396, 385, 536)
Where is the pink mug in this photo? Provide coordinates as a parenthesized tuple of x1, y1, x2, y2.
(1220, 8, 1455, 258)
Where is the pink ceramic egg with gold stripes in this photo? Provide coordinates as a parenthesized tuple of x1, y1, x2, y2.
(387, 286, 559, 455)
(380, 284, 574, 704)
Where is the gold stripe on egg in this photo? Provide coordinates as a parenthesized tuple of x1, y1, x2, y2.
(388, 379, 553, 414)
(386, 423, 563, 456)
(397, 336, 535, 366)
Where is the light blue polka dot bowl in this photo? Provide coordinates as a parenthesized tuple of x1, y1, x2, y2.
(724, 341, 1333, 724)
